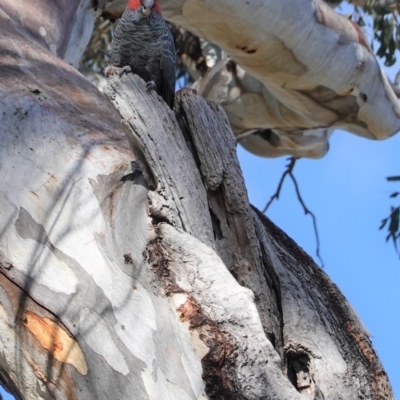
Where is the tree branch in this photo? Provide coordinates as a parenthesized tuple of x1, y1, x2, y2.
(289, 170, 324, 267)
(262, 157, 296, 213)
(263, 157, 324, 267)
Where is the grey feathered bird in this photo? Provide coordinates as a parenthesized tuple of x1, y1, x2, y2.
(110, 0, 176, 108)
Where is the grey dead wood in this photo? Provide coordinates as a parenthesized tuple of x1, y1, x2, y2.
(104, 73, 393, 400)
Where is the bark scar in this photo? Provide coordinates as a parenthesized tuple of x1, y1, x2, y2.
(145, 233, 240, 399)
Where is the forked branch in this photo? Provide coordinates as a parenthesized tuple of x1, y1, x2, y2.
(263, 157, 324, 267)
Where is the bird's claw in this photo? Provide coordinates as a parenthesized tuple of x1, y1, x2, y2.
(104, 66, 115, 78)
(119, 66, 132, 77)
(104, 65, 131, 78)
(146, 81, 156, 92)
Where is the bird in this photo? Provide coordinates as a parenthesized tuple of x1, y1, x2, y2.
(109, 0, 176, 109)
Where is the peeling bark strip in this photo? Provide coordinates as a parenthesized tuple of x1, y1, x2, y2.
(23, 311, 88, 375)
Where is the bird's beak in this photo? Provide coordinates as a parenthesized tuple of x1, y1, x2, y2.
(140, 0, 153, 15)
(141, 0, 154, 8)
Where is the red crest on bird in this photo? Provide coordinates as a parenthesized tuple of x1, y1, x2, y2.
(127, 0, 161, 14)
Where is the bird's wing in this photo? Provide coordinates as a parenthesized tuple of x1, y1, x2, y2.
(159, 25, 176, 109)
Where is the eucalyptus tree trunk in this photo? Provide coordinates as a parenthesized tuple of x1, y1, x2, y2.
(0, 0, 394, 399)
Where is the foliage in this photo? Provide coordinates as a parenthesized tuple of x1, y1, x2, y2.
(351, 1, 400, 66)
(81, 17, 115, 73)
(342, 2, 400, 256)
(380, 176, 400, 256)
(361, 2, 400, 258)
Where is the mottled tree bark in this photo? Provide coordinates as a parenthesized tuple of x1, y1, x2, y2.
(0, 0, 394, 399)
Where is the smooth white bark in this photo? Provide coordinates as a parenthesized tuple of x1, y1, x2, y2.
(161, 0, 400, 157)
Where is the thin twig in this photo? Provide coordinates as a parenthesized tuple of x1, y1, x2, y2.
(263, 157, 324, 267)
(262, 157, 296, 213)
(289, 171, 324, 268)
